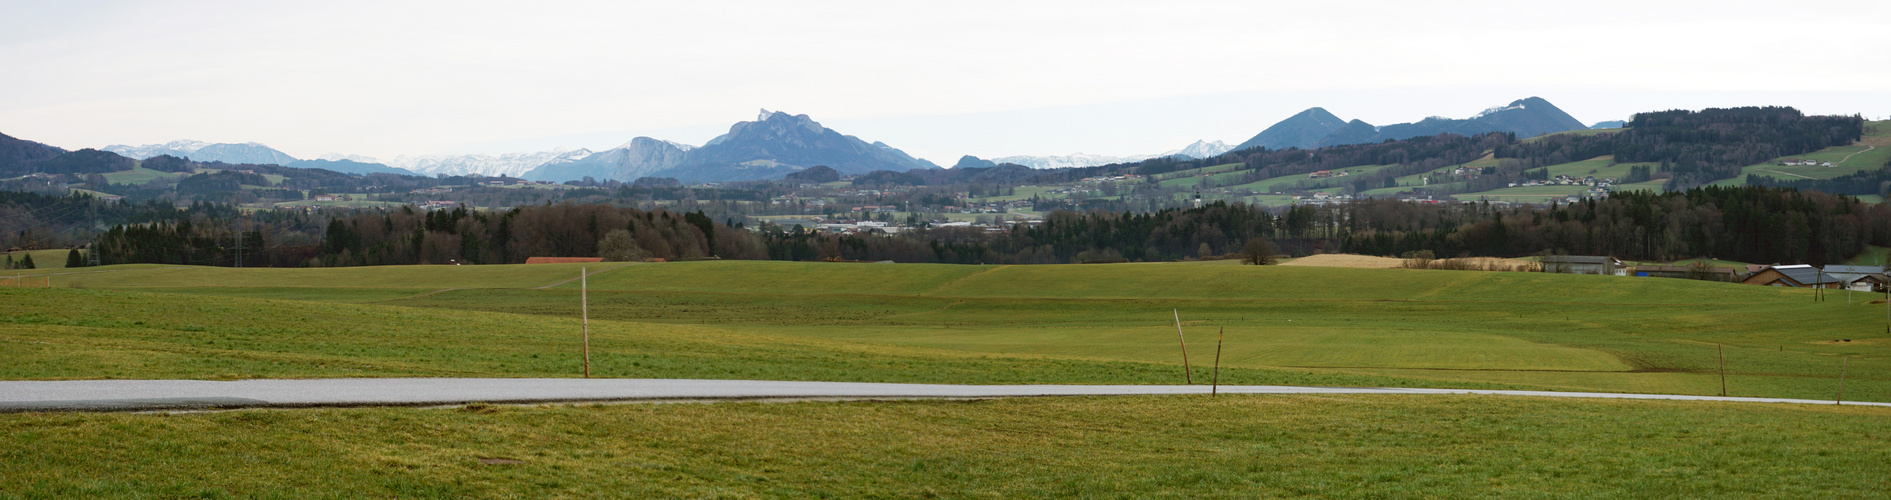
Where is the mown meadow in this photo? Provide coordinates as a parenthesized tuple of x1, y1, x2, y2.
(4, 260, 1889, 496)
(3, 395, 1887, 498)
(5, 260, 1886, 401)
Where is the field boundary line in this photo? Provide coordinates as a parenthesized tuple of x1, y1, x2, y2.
(1755, 168, 1815, 179)
(919, 265, 1008, 296)
(3, 379, 1887, 413)
(535, 263, 634, 289)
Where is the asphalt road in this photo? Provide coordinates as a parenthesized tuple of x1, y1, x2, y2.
(2, 378, 1883, 412)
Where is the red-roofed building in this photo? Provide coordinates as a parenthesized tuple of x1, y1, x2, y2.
(524, 257, 605, 264)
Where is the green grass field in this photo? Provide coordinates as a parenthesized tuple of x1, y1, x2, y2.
(6, 260, 1886, 402)
(1158, 166, 1255, 190)
(98, 167, 186, 185)
(1451, 185, 1594, 203)
(1361, 153, 1502, 195)
(3, 395, 1886, 497)
(7, 260, 1891, 496)
(964, 185, 1055, 203)
(1540, 155, 1661, 180)
(1525, 128, 1624, 141)
(1843, 245, 1891, 266)
(1222, 164, 1397, 194)
(1150, 162, 1244, 182)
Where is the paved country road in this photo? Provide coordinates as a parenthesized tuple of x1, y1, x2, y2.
(1, 378, 1883, 413)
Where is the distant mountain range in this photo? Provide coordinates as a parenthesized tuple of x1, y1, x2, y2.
(1233, 97, 1589, 152)
(283, 159, 420, 176)
(104, 140, 298, 166)
(39, 97, 1590, 183)
(523, 138, 693, 183)
(525, 110, 940, 183)
(977, 139, 1236, 170)
(385, 149, 593, 178)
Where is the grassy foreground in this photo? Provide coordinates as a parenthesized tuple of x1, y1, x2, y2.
(4, 395, 1887, 498)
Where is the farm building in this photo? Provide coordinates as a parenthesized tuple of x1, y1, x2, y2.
(1539, 256, 1626, 276)
(1818, 265, 1889, 291)
(524, 257, 604, 264)
(1740, 264, 1844, 288)
(1630, 265, 1738, 282)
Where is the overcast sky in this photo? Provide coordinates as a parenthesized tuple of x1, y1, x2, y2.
(4, 0, 1887, 164)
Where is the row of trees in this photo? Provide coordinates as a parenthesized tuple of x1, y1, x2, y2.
(1335, 186, 1886, 265)
(312, 204, 765, 267)
(762, 186, 1890, 266)
(89, 203, 770, 268)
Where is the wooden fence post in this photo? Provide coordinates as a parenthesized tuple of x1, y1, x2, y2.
(582, 267, 591, 378)
(1212, 327, 1224, 396)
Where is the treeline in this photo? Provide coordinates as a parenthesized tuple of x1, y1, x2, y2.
(92, 203, 770, 267)
(0, 191, 233, 250)
(311, 204, 767, 266)
(767, 186, 1888, 266)
(1337, 186, 1889, 265)
(1498, 107, 1863, 189)
(763, 201, 1329, 264)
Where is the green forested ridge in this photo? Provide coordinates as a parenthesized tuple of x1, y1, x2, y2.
(1497, 106, 1863, 189)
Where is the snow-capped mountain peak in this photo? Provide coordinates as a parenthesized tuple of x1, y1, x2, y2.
(386, 148, 594, 178)
(1474, 103, 1526, 119)
(1165, 140, 1234, 159)
(316, 153, 381, 163)
(103, 140, 296, 165)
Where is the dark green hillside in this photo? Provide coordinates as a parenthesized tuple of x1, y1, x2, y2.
(1233, 106, 1348, 151)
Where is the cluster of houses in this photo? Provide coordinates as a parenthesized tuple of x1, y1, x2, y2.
(1293, 192, 1356, 205)
(1539, 256, 1890, 290)
(1307, 170, 1350, 179)
(1778, 159, 1835, 167)
(478, 180, 554, 186)
(942, 199, 1031, 214)
(1509, 175, 1617, 189)
(1081, 174, 1144, 183)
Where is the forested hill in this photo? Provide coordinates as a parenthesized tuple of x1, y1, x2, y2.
(1015, 132, 1512, 193)
(762, 186, 1889, 266)
(1496, 107, 1863, 189)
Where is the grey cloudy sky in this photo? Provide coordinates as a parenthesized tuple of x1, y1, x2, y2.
(3, 0, 1887, 164)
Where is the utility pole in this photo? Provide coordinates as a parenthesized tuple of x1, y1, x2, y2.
(582, 267, 591, 378)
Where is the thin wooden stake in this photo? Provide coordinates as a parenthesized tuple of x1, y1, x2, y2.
(1173, 309, 1192, 384)
(582, 267, 591, 378)
(1717, 343, 1727, 397)
(1212, 326, 1224, 396)
(1837, 357, 1849, 405)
